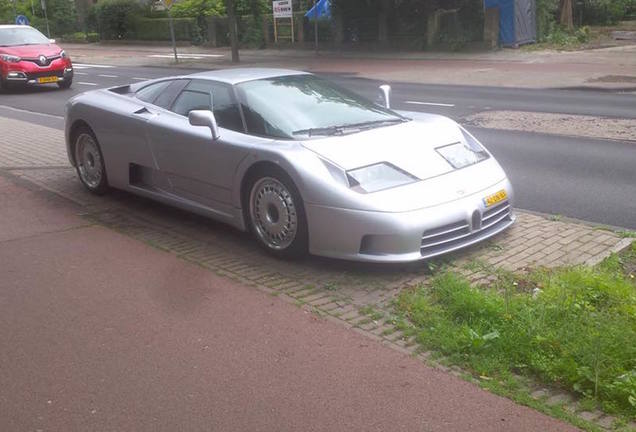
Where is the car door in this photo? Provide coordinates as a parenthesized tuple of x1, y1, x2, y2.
(144, 79, 251, 220)
(90, 80, 178, 191)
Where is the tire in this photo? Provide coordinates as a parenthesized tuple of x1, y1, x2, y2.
(58, 78, 72, 89)
(73, 127, 109, 195)
(245, 168, 308, 259)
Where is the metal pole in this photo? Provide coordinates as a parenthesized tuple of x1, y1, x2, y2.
(314, 0, 318, 53)
(11, 0, 18, 20)
(41, 0, 51, 38)
(167, 9, 178, 63)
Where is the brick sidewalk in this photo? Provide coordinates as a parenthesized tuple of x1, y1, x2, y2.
(1, 114, 634, 430)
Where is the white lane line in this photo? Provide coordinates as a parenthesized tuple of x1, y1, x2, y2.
(78, 82, 98, 86)
(148, 54, 223, 59)
(98, 74, 118, 78)
(75, 72, 87, 75)
(405, 100, 455, 107)
(131, 77, 150, 81)
(0, 104, 64, 119)
(73, 63, 114, 69)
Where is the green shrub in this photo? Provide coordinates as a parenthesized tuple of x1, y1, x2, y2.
(536, 0, 559, 41)
(94, 0, 143, 40)
(396, 263, 636, 418)
(580, 0, 636, 25)
(61, 32, 89, 43)
(134, 17, 196, 41)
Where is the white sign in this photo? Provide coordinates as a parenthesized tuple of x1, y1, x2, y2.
(273, 0, 293, 18)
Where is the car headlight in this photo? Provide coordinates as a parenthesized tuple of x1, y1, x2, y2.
(0, 54, 21, 63)
(436, 128, 490, 169)
(347, 162, 418, 193)
(60, 50, 67, 59)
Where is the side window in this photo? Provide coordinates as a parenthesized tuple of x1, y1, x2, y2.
(170, 80, 244, 133)
(135, 81, 172, 104)
(154, 79, 190, 109)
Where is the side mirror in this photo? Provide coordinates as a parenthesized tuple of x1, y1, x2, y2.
(189, 110, 220, 140)
(49, 38, 56, 44)
(379, 84, 391, 109)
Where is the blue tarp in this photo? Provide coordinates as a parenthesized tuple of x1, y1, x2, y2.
(485, 0, 515, 45)
(305, 0, 331, 20)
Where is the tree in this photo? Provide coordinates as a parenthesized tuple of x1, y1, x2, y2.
(225, 0, 239, 62)
(559, 0, 573, 30)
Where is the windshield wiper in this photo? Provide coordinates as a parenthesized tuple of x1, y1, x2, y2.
(292, 118, 407, 137)
(338, 118, 408, 130)
(292, 126, 344, 137)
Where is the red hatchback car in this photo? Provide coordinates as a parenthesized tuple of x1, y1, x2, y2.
(0, 25, 73, 90)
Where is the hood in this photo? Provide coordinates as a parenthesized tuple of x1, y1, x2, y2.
(0, 43, 62, 58)
(302, 114, 464, 180)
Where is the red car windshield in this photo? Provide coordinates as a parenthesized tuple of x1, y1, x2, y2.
(0, 27, 50, 47)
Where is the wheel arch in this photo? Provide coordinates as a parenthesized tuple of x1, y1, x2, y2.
(239, 161, 301, 214)
(68, 119, 95, 166)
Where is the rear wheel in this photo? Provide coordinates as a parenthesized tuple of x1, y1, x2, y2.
(246, 169, 308, 258)
(74, 127, 109, 195)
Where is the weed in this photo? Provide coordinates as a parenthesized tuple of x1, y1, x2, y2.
(395, 262, 636, 420)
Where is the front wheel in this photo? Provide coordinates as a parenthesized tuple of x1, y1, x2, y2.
(74, 128, 109, 195)
(247, 170, 308, 258)
(58, 78, 72, 89)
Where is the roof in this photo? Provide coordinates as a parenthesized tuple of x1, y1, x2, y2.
(0, 25, 33, 29)
(187, 68, 310, 85)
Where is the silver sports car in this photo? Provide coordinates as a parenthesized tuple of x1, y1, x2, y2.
(65, 68, 515, 262)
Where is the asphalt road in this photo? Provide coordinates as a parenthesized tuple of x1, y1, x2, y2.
(1, 63, 635, 229)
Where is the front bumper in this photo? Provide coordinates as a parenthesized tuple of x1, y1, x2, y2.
(306, 178, 515, 263)
(2, 58, 73, 85)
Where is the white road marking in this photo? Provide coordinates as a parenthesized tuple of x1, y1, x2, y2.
(98, 74, 118, 78)
(78, 82, 98, 86)
(131, 77, 150, 81)
(75, 72, 87, 75)
(0, 104, 64, 119)
(148, 54, 224, 59)
(73, 63, 115, 69)
(405, 100, 455, 107)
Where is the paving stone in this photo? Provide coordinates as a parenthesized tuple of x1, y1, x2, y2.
(530, 389, 548, 399)
(578, 410, 603, 422)
(596, 415, 616, 429)
(338, 310, 360, 321)
(546, 393, 572, 406)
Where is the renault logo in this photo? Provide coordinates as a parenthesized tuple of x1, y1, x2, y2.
(39, 55, 47, 65)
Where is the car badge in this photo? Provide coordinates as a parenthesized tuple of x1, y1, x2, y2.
(39, 55, 47, 64)
(456, 189, 466, 196)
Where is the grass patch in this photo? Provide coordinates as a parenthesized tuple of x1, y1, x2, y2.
(395, 252, 636, 420)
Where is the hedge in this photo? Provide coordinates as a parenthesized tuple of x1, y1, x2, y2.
(134, 17, 196, 41)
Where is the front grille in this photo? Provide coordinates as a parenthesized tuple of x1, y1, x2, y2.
(421, 200, 513, 257)
(23, 55, 61, 67)
(26, 70, 64, 80)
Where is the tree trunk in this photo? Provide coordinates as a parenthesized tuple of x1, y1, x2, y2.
(378, 0, 390, 46)
(226, 0, 240, 63)
(559, 0, 573, 30)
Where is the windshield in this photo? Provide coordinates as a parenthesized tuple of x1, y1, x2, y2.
(236, 74, 406, 139)
(0, 27, 50, 47)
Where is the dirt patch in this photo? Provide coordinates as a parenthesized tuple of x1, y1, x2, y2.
(465, 110, 636, 142)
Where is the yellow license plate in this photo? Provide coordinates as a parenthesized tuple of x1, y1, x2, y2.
(37, 76, 58, 83)
(483, 189, 507, 207)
